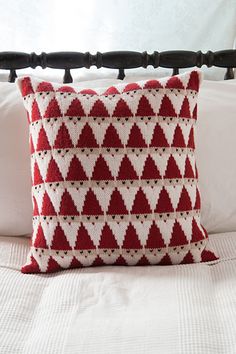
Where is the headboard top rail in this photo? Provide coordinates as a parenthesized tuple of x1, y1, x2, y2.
(0, 50, 235, 83)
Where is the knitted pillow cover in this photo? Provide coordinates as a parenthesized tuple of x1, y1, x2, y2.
(17, 71, 218, 273)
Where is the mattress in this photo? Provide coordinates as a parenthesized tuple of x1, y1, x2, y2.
(0, 233, 235, 354)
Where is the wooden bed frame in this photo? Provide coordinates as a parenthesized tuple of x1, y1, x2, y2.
(0, 50, 236, 83)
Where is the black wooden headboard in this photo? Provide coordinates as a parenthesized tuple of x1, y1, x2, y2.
(0, 50, 235, 83)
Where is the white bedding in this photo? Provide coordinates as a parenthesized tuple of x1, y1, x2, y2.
(0, 233, 235, 354)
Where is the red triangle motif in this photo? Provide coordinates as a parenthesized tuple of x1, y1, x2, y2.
(159, 253, 172, 265)
(114, 255, 127, 265)
(37, 127, 51, 151)
(70, 257, 83, 268)
(127, 123, 147, 147)
(155, 187, 174, 213)
(65, 98, 86, 117)
(36, 81, 54, 92)
(184, 156, 195, 178)
(60, 190, 79, 215)
(194, 188, 201, 210)
(187, 126, 195, 149)
(187, 71, 200, 91)
(158, 95, 177, 117)
(91, 155, 113, 181)
(201, 250, 218, 262)
(172, 124, 186, 147)
(66, 156, 88, 181)
(41, 191, 57, 215)
(34, 224, 48, 248)
(33, 196, 39, 216)
(93, 256, 105, 267)
(20, 77, 34, 96)
(31, 100, 42, 122)
(150, 123, 169, 147)
(102, 124, 123, 147)
(181, 251, 194, 264)
(45, 158, 64, 182)
(44, 98, 62, 118)
(137, 255, 150, 265)
(74, 224, 96, 249)
(113, 98, 133, 117)
(192, 105, 197, 120)
(117, 155, 138, 180)
(141, 155, 161, 179)
(76, 123, 98, 148)
(176, 186, 192, 212)
(164, 155, 182, 179)
(179, 97, 191, 119)
(169, 220, 188, 247)
(82, 189, 103, 215)
(89, 99, 109, 117)
(107, 189, 128, 215)
(122, 224, 142, 249)
(21, 256, 40, 273)
(54, 123, 73, 149)
(33, 161, 43, 185)
(136, 95, 155, 116)
(47, 257, 61, 273)
(143, 80, 163, 89)
(99, 224, 119, 249)
(145, 221, 165, 248)
(191, 218, 204, 243)
(166, 76, 185, 90)
(51, 224, 72, 250)
(131, 188, 152, 214)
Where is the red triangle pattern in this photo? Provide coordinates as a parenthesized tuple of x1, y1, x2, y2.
(102, 124, 123, 147)
(136, 95, 155, 116)
(54, 123, 73, 149)
(31, 100, 42, 122)
(45, 158, 64, 182)
(20, 72, 218, 273)
(77, 123, 98, 148)
(66, 98, 86, 117)
(122, 224, 142, 249)
(59, 190, 79, 216)
(74, 224, 96, 250)
(51, 224, 72, 250)
(107, 189, 128, 215)
(37, 127, 51, 151)
(113, 98, 133, 117)
(150, 123, 169, 147)
(82, 189, 103, 215)
(99, 224, 119, 249)
(91, 155, 113, 181)
(66, 156, 88, 181)
(89, 99, 109, 117)
(145, 222, 165, 249)
(41, 191, 57, 215)
(44, 98, 62, 118)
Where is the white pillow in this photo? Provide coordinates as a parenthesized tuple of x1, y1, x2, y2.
(0, 77, 236, 235)
(196, 79, 236, 233)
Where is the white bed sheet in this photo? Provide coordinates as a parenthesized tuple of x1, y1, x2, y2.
(0, 233, 235, 354)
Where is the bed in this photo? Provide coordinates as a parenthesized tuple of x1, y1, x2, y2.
(0, 50, 236, 354)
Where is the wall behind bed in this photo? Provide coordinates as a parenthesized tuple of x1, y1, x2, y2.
(0, 0, 236, 80)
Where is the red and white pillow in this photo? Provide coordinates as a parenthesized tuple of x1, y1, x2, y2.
(17, 71, 218, 273)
